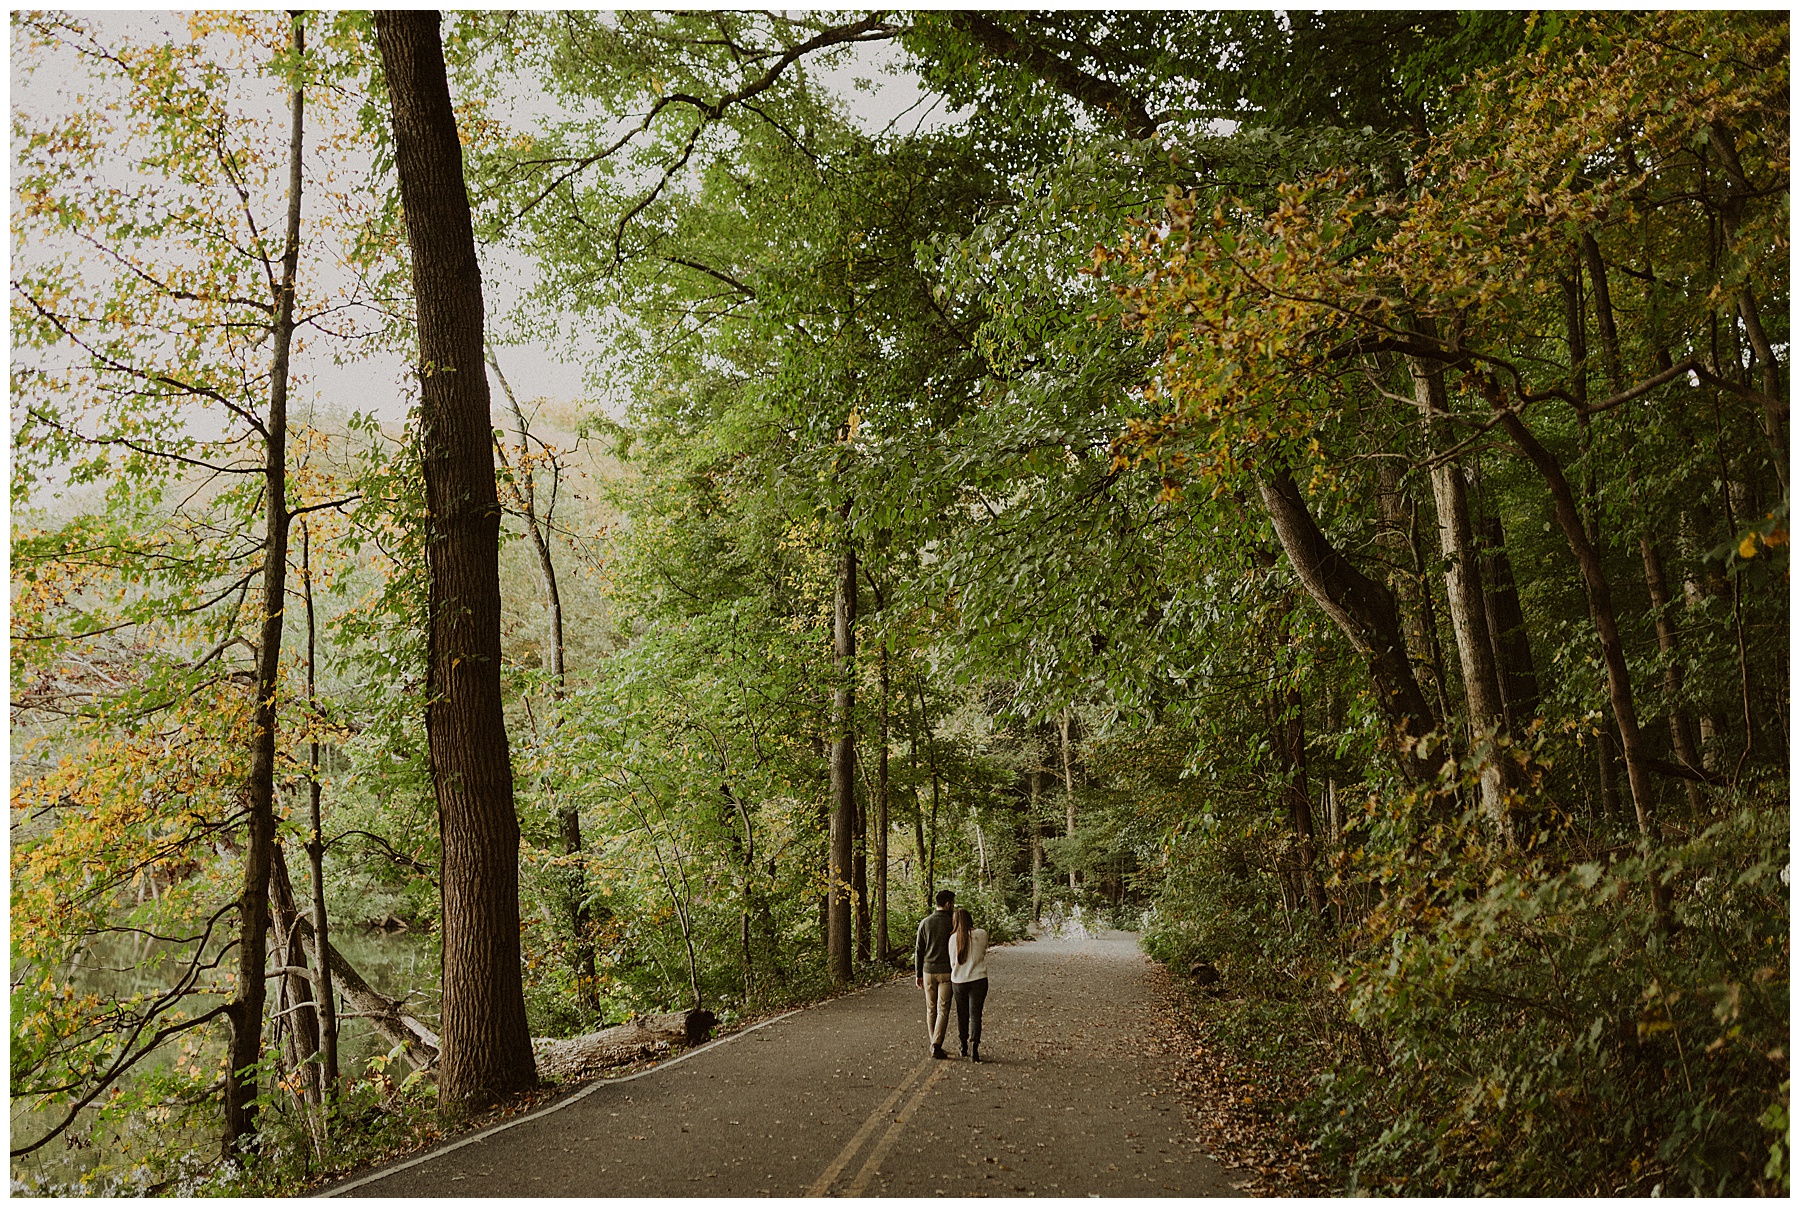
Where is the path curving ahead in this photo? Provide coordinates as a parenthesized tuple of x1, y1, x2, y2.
(324, 931, 1237, 1197)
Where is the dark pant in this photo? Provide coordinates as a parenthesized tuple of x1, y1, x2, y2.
(953, 977, 989, 1047)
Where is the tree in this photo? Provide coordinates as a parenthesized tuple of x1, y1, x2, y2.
(828, 512, 857, 983)
(374, 7, 536, 1112)
(10, 10, 381, 1163)
(223, 8, 306, 1154)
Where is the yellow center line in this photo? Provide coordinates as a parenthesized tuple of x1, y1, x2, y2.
(843, 1059, 950, 1196)
(804, 1056, 935, 1197)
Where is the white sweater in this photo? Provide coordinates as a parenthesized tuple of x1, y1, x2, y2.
(949, 928, 989, 983)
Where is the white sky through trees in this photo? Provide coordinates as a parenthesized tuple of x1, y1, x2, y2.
(11, 11, 948, 516)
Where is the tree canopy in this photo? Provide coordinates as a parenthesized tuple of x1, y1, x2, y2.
(10, 9, 1788, 1197)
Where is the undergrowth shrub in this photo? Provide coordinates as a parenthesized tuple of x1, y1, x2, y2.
(1148, 746, 1788, 1197)
(1315, 800, 1789, 1195)
(938, 880, 1029, 946)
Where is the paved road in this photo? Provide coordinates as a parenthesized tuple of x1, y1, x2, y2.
(326, 931, 1237, 1197)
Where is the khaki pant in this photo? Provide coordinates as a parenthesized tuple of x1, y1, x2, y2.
(923, 972, 954, 1047)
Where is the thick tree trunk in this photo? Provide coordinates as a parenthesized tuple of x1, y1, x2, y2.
(376, 8, 536, 1111)
(224, 19, 305, 1153)
(828, 525, 856, 983)
(1415, 372, 1510, 827)
(1257, 469, 1444, 784)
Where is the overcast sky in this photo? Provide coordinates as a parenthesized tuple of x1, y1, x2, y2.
(320, 31, 955, 426)
(12, 15, 955, 517)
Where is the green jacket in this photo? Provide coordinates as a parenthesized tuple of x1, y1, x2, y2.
(914, 908, 954, 977)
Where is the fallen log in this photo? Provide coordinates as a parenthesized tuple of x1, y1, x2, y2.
(324, 941, 442, 1069)
(276, 897, 718, 1085)
(274, 906, 442, 1071)
(532, 1009, 717, 1082)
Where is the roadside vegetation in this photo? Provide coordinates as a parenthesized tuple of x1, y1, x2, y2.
(12, 10, 1786, 1196)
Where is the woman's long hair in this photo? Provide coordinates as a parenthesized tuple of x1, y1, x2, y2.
(952, 907, 973, 960)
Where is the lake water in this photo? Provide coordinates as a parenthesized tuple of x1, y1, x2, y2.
(10, 927, 435, 1194)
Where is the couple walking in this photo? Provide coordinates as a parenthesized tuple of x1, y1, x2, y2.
(912, 890, 989, 1062)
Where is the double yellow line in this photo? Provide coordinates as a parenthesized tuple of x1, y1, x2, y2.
(805, 1055, 949, 1197)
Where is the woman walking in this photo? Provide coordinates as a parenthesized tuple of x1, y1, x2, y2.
(949, 907, 989, 1062)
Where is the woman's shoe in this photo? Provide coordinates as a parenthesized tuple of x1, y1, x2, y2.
(971, 1043, 981, 1063)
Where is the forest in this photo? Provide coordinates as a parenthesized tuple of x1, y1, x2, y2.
(9, 9, 1789, 1197)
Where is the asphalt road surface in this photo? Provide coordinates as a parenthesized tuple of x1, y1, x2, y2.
(325, 930, 1238, 1197)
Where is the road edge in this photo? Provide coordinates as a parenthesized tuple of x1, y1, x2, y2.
(315, 1007, 801, 1198)
(316, 969, 917, 1198)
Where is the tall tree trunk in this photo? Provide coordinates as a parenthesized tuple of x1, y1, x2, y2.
(299, 523, 338, 1099)
(1029, 768, 1044, 923)
(828, 518, 856, 983)
(224, 15, 305, 1153)
(1279, 684, 1332, 924)
(1478, 513, 1540, 733)
(1258, 469, 1445, 785)
(489, 352, 595, 1002)
(908, 692, 928, 912)
(1058, 711, 1078, 892)
(1557, 263, 1628, 819)
(1489, 403, 1660, 847)
(1376, 459, 1453, 724)
(376, 8, 536, 1111)
(853, 780, 869, 964)
(926, 722, 941, 899)
(1411, 343, 1510, 831)
(1705, 127, 1787, 494)
(875, 642, 890, 961)
(1582, 237, 1706, 815)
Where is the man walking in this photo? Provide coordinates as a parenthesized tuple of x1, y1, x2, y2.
(914, 889, 956, 1059)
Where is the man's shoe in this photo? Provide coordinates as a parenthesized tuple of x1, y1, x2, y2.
(959, 1040, 968, 1057)
(932, 1044, 946, 1060)
(971, 1043, 981, 1063)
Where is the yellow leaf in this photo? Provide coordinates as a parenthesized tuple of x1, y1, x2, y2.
(1738, 533, 1758, 558)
